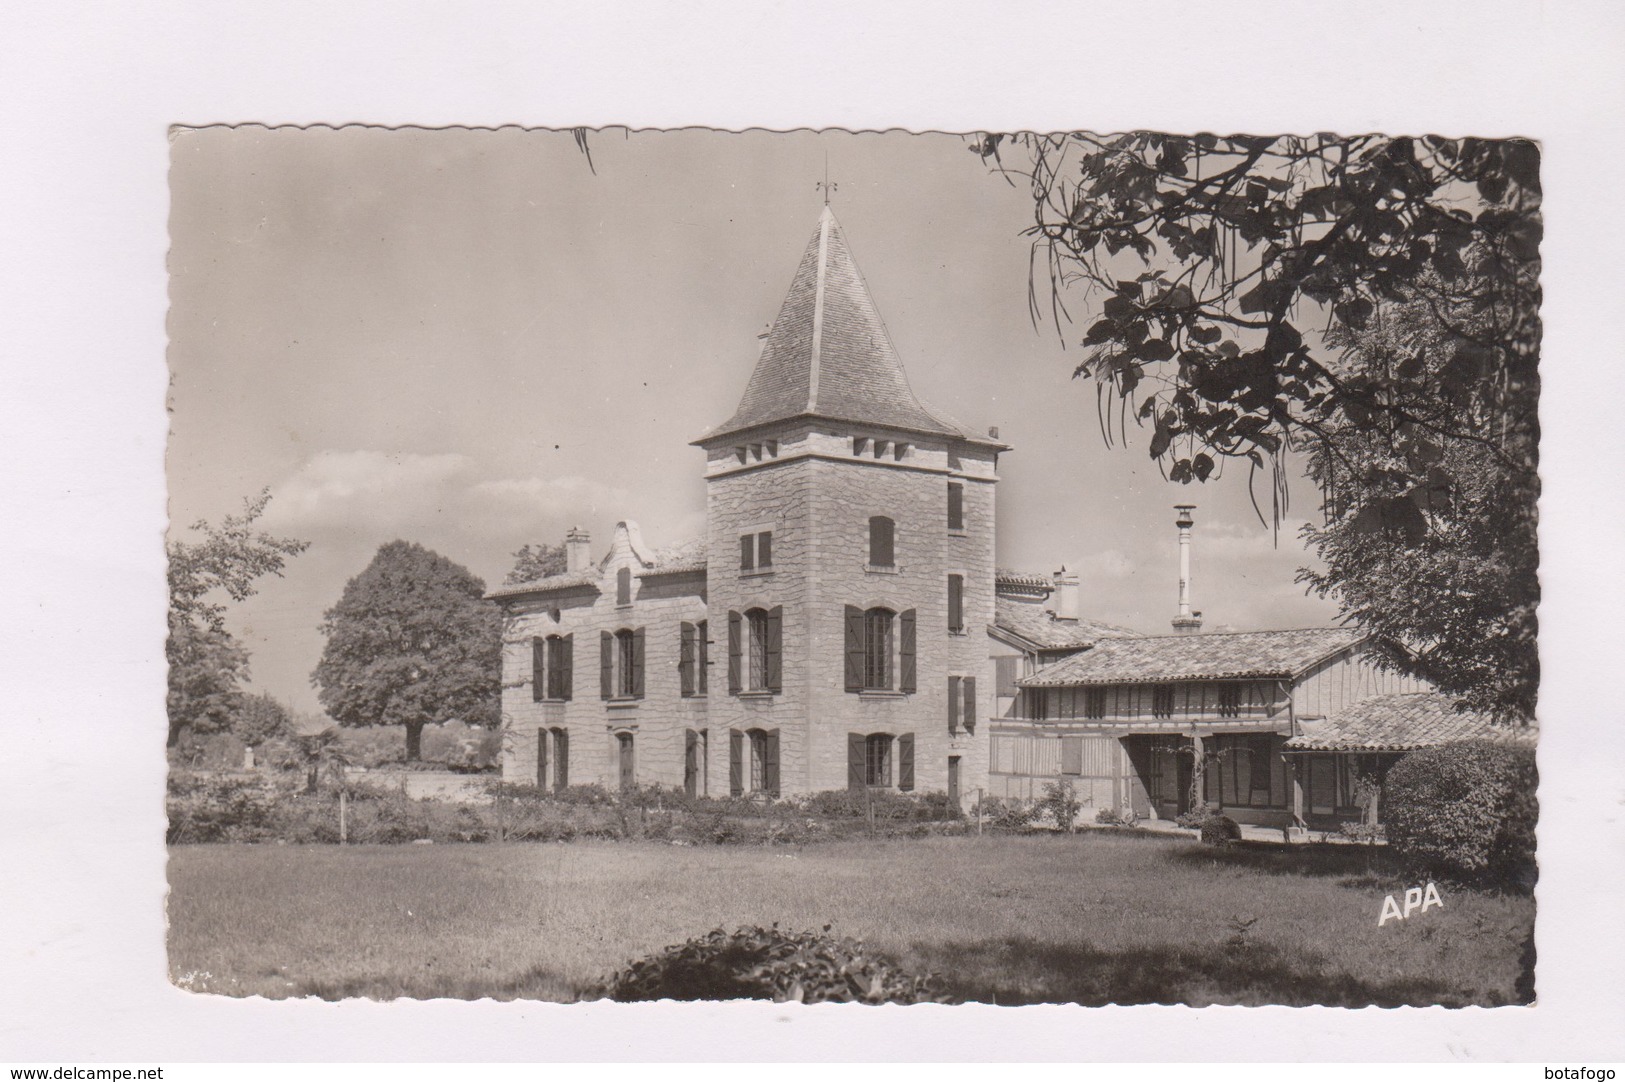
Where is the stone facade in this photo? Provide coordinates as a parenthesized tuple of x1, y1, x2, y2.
(497, 523, 708, 793)
(492, 206, 1008, 807)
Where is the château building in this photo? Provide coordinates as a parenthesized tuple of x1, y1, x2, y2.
(489, 206, 1520, 825)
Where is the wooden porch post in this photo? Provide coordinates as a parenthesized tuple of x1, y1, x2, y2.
(1290, 756, 1306, 827)
(1189, 733, 1206, 811)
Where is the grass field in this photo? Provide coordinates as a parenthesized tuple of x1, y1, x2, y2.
(167, 832, 1534, 1005)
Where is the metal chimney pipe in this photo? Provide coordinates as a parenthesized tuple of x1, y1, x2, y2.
(1172, 505, 1202, 634)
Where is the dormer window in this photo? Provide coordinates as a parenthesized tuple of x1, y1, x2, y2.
(616, 566, 632, 606)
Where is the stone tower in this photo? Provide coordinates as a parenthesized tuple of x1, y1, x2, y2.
(693, 207, 1004, 802)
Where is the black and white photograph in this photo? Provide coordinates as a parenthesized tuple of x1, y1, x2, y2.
(162, 125, 1539, 1007)
(6, 0, 1625, 1068)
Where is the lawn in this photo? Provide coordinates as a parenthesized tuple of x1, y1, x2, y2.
(166, 832, 1535, 1005)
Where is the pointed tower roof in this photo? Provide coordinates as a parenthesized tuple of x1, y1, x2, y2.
(701, 207, 994, 445)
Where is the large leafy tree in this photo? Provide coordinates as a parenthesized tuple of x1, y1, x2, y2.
(976, 132, 1539, 719)
(504, 541, 567, 585)
(167, 490, 309, 748)
(312, 540, 502, 760)
(233, 690, 296, 749)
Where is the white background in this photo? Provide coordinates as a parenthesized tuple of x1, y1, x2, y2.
(1, 0, 1621, 1063)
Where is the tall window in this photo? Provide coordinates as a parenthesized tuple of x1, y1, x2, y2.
(680, 620, 710, 697)
(865, 733, 893, 786)
(533, 633, 572, 698)
(739, 530, 772, 571)
(616, 630, 636, 697)
(544, 635, 571, 700)
(1152, 684, 1176, 719)
(868, 516, 895, 567)
(728, 608, 780, 693)
(947, 574, 964, 632)
(947, 482, 964, 531)
(602, 628, 644, 699)
(864, 608, 893, 689)
(747, 608, 769, 690)
(616, 566, 632, 606)
(844, 605, 915, 693)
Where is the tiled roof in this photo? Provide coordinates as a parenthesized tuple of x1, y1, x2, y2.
(992, 598, 1136, 651)
(638, 537, 707, 577)
(486, 567, 600, 600)
(995, 568, 1053, 589)
(702, 207, 994, 445)
(1017, 627, 1366, 687)
(1284, 693, 1537, 752)
(488, 537, 708, 600)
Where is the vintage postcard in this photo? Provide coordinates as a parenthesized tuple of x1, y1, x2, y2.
(164, 125, 1539, 1009)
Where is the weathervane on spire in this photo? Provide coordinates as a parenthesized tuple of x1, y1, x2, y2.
(816, 153, 838, 206)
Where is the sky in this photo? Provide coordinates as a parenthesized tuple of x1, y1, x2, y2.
(167, 126, 1340, 714)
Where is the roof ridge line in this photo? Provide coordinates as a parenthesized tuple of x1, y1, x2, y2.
(806, 209, 830, 414)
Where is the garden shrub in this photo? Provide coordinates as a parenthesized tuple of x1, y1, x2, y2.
(1174, 808, 1208, 830)
(598, 925, 953, 1004)
(973, 796, 1033, 831)
(1094, 806, 1132, 827)
(1035, 780, 1083, 832)
(1199, 813, 1242, 847)
(1384, 740, 1537, 888)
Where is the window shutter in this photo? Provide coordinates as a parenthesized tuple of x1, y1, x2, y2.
(727, 610, 742, 694)
(765, 606, 783, 691)
(948, 482, 964, 530)
(697, 621, 709, 695)
(679, 622, 694, 697)
(599, 631, 613, 699)
(631, 627, 645, 698)
(536, 729, 548, 788)
(898, 733, 915, 791)
(847, 732, 866, 791)
(962, 676, 977, 730)
(729, 729, 744, 796)
(757, 531, 771, 568)
(844, 605, 864, 692)
(948, 675, 961, 733)
(532, 638, 545, 702)
(683, 730, 698, 797)
(557, 729, 569, 789)
(1061, 735, 1084, 776)
(898, 609, 917, 692)
(560, 634, 574, 701)
(869, 516, 894, 566)
(948, 574, 963, 632)
(739, 534, 754, 571)
(764, 729, 780, 797)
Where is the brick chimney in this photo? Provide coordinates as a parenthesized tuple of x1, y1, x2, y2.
(1172, 505, 1203, 634)
(1050, 566, 1080, 622)
(565, 526, 592, 573)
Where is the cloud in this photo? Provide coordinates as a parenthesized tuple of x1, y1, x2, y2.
(271, 450, 473, 525)
(264, 450, 632, 540)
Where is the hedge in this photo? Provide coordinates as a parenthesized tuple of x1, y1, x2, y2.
(1383, 740, 1537, 889)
